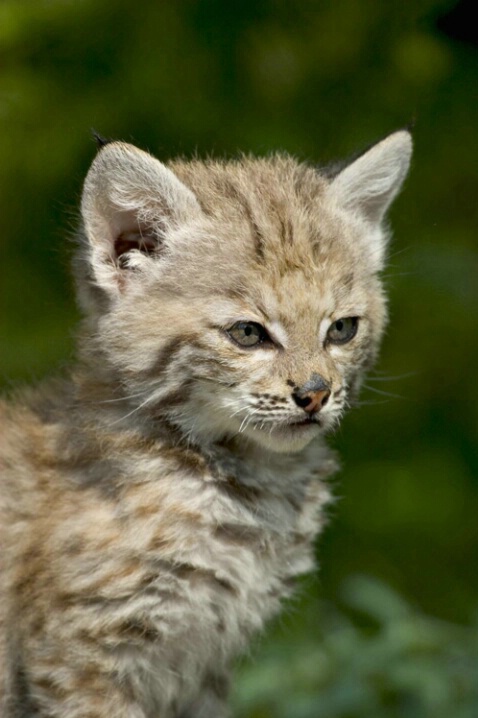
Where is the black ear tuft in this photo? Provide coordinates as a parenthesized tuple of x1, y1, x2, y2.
(91, 129, 114, 149)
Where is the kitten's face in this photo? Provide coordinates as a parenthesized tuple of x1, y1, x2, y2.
(79, 135, 411, 453)
(156, 269, 385, 454)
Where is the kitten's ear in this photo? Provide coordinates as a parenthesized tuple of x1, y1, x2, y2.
(80, 142, 201, 295)
(331, 130, 412, 226)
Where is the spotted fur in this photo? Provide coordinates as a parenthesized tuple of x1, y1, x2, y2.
(0, 131, 411, 717)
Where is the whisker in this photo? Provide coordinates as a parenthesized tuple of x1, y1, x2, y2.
(109, 393, 159, 425)
(230, 406, 249, 420)
(238, 408, 261, 433)
(366, 372, 417, 382)
(361, 384, 405, 399)
(238, 414, 249, 433)
(382, 270, 417, 278)
(97, 391, 147, 405)
(386, 244, 412, 260)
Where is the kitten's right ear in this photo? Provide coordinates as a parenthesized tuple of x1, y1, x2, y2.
(80, 142, 201, 296)
(330, 130, 412, 226)
(328, 130, 412, 271)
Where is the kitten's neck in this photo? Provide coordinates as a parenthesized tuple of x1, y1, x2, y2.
(71, 367, 327, 482)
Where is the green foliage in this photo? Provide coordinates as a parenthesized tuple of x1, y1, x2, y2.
(233, 576, 478, 718)
(0, 1, 477, 713)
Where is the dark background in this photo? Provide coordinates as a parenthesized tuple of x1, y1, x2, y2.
(1, 1, 477, 715)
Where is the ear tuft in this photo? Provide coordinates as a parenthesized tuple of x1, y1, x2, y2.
(331, 130, 412, 226)
(91, 129, 114, 149)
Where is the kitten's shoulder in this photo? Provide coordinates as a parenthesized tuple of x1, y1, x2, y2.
(0, 378, 73, 490)
(1, 377, 74, 435)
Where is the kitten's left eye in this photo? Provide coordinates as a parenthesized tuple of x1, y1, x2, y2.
(327, 317, 359, 345)
(227, 321, 270, 348)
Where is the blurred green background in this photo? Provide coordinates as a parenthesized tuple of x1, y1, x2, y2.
(0, 0, 477, 715)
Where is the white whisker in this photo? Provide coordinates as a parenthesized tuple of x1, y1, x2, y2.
(362, 384, 406, 399)
(97, 391, 147, 405)
(238, 408, 261, 434)
(109, 389, 164, 426)
(367, 372, 417, 382)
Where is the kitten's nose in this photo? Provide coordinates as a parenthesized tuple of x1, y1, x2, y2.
(292, 374, 331, 414)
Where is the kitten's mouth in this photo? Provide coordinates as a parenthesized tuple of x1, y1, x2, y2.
(287, 416, 321, 428)
(246, 415, 323, 450)
(252, 416, 320, 432)
(262, 416, 321, 435)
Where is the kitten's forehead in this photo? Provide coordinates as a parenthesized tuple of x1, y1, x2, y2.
(170, 154, 329, 264)
(154, 153, 385, 343)
(170, 153, 327, 211)
(167, 155, 368, 299)
(253, 265, 366, 333)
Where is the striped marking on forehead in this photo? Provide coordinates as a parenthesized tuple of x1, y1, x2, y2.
(332, 271, 357, 304)
(267, 193, 294, 247)
(221, 178, 265, 261)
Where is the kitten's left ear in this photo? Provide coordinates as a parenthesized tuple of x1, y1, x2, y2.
(331, 130, 412, 226)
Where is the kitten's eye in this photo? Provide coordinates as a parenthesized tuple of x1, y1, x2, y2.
(227, 322, 269, 348)
(327, 317, 359, 345)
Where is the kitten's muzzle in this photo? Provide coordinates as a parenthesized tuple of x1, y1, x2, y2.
(292, 374, 331, 414)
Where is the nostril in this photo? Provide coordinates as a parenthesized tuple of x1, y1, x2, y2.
(292, 392, 313, 409)
(292, 389, 330, 413)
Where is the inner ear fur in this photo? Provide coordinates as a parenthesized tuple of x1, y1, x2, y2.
(80, 141, 201, 286)
(112, 213, 160, 267)
(115, 230, 157, 264)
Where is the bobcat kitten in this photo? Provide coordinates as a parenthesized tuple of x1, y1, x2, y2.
(0, 131, 411, 717)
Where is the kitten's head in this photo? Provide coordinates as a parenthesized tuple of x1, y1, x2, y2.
(76, 131, 411, 453)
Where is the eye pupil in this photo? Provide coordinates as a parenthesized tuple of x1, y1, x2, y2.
(227, 321, 269, 348)
(327, 316, 359, 345)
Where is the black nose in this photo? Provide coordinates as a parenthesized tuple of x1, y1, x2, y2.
(292, 374, 331, 414)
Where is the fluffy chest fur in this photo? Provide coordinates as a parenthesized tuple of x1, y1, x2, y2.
(1, 402, 334, 717)
(0, 130, 411, 717)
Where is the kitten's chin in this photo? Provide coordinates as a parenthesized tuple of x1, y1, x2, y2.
(243, 421, 321, 453)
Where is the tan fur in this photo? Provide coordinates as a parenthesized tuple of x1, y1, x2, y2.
(0, 131, 411, 717)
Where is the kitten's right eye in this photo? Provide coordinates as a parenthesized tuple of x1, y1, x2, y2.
(227, 322, 270, 348)
(327, 316, 359, 345)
